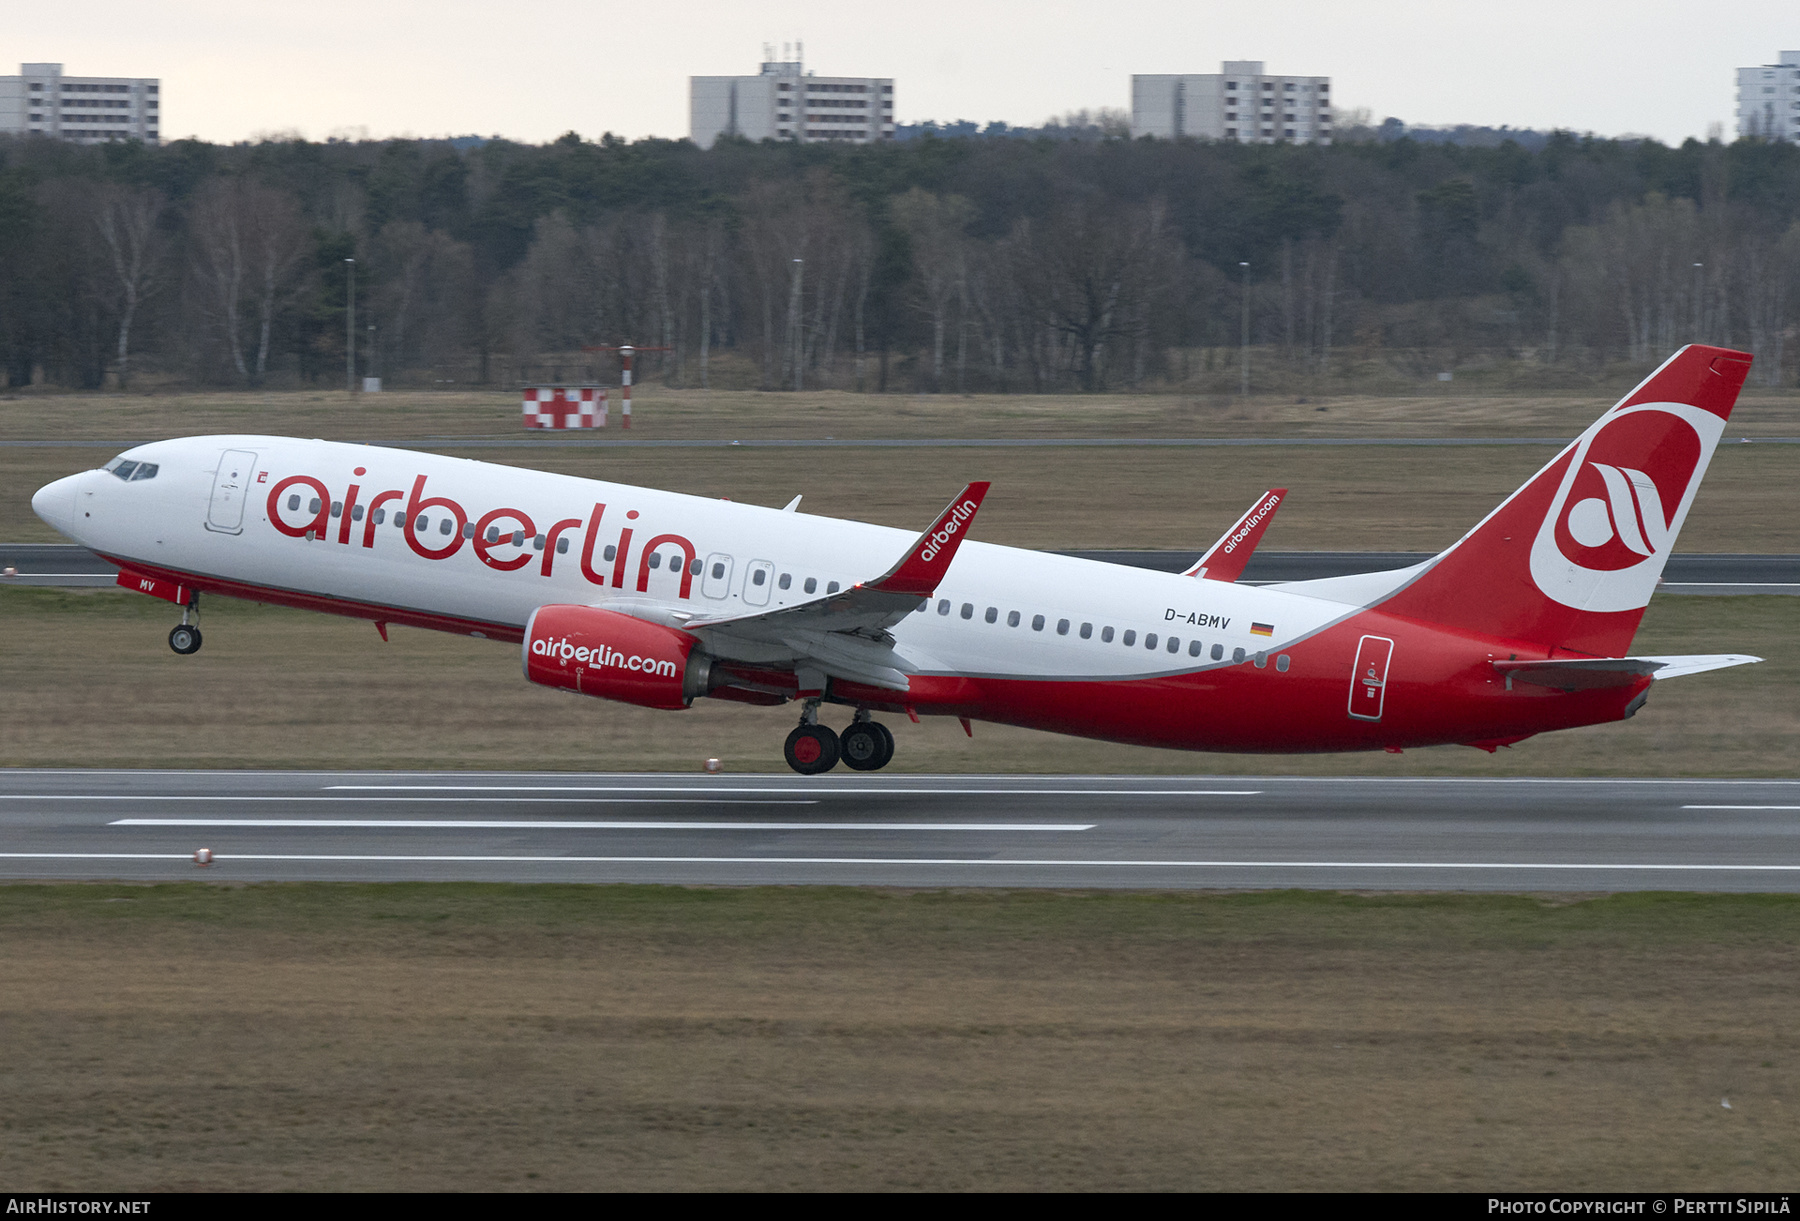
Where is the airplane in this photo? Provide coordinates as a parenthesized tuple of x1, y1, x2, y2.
(29, 344, 1761, 774)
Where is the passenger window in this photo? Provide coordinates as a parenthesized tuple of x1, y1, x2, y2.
(1253, 652, 1268, 668)
(330, 501, 342, 518)
(556, 538, 569, 554)
(396, 514, 408, 529)
(1123, 630, 1137, 646)
(827, 582, 840, 593)
(374, 509, 386, 525)
(649, 552, 663, 570)
(779, 573, 792, 590)
(689, 558, 702, 575)
(1211, 643, 1224, 661)
(288, 494, 301, 511)
(486, 526, 501, 543)
(915, 601, 928, 613)
(416, 516, 428, 532)
(1101, 626, 1114, 643)
(1145, 633, 1158, 649)
(512, 531, 523, 547)
(804, 577, 818, 594)
(1276, 654, 1291, 672)
(604, 545, 617, 562)
(309, 498, 322, 514)
(1167, 637, 1179, 653)
(1056, 619, 1069, 635)
(533, 534, 545, 550)
(985, 607, 998, 624)
(1233, 647, 1246, 663)
(937, 599, 951, 615)
(712, 562, 726, 579)
(752, 567, 766, 585)
(1079, 623, 1092, 639)
(1189, 640, 1202, 657)
(961, 603, 974, 619)
(352, 505, 364, 521)
(1031, 614, 1045, 631)
(1007, 611, 1021, 627)
(455, 521, 468, 537)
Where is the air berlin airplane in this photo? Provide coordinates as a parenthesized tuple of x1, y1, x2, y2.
(30, 344, 1761, 773)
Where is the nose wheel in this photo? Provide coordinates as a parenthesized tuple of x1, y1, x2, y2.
(167, 593, 202, 655)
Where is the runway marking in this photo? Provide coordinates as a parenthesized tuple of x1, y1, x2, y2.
(107, 819, 1094, 832)
(5, 854, 1798, 871)
(0, 796, 817, 806)
(1683, 805, 1800, 811)
(324, 788, 1260, 799)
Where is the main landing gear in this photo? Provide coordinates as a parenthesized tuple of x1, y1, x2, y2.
(783, 705, 896, 775)
(167, 594, 202, 655)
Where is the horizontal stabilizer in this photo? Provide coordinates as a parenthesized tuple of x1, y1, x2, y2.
(1493, 653, 1760, 691)
(1185, 489, 1286, 582)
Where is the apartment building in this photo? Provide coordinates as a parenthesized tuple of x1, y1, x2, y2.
(0, 63, 160, 144)
(691, 47, 894, 149)
(1737, 51, 1800, 143)
(1132, 61, 1330, 144)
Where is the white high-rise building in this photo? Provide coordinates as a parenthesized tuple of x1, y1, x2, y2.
(1132, 61, 1330, 144)
(691, 46, 894, 150)
(1737, 51, 1800, 143)
(0, 63, 160, 144)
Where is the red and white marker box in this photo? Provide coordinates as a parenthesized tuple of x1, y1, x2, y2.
(522, 387, 608, 429)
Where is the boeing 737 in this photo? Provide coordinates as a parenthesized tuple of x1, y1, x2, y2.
(30, 344, 1761, 773)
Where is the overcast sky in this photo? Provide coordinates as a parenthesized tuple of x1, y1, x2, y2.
(9, 1, 1798, 145)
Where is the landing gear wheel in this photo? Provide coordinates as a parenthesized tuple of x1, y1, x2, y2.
(840, 721, 895, 771)
(168, 625, 203, 655)
(784, 724, 840, 775)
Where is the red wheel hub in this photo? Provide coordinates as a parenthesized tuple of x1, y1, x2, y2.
(792, 734, 822, 764)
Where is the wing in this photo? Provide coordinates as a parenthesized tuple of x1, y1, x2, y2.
(1184, 489, 1286, 581)
(680, 482, 991, 694)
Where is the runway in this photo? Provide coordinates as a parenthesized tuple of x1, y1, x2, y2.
(4, 770, 1800, 891)
(7, 543, 1799, 594)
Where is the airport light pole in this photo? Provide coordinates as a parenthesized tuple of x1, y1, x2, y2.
(1239, 261, 1251, 398)
(1692, 262, 1704, 341)
(344, 258, 356, 394)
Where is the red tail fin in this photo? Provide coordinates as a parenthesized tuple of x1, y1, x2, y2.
(1377, 345, 1752, 657)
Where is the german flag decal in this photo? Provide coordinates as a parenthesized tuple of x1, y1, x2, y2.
(1250, 622, 1274, 637)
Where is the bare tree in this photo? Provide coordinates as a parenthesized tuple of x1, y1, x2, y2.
(91, 185, 165, 389)
(189, 179, 308, 385)
(892, 188, 972, 392)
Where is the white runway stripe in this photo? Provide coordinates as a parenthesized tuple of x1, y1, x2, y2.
(0, 796, 816, 805)
(1683, 805, 1800, 810)
(4, 853, 1798, 871)
(323, 785, 1263, 796)
(108, 819, 1094, 832)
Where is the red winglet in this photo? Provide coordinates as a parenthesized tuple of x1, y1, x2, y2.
(866, 482, 991, 597)
(1185, 488, 1287, 581)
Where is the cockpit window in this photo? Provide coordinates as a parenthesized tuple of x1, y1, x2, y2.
(102, 457, 157, 481)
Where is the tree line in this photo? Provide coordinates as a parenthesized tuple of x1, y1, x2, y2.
(1, 128, 1797, 393)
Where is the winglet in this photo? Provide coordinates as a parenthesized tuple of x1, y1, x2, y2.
(1184, 489, 1287, 581)
(866, 482, 991, 597)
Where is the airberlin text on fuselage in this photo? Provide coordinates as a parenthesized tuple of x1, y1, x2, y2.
(530, 636, 678, 677)
(265, 470, 698, 597)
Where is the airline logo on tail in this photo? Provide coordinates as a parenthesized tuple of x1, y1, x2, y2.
(1529, 403, 1724, 612)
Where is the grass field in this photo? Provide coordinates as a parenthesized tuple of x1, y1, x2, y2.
(2, 883, 1795, 1190)
(0, 586, 1790, 774)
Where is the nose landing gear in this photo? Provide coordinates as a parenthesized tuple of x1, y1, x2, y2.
(167, 594, 202, 655)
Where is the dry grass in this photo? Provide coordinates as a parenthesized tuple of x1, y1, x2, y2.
(1, 884, 1795, 1191)
(0, 587, 1791, 775)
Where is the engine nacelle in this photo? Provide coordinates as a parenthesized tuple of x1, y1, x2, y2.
(523, 605, 712, 711)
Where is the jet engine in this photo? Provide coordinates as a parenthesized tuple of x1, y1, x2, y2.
(523, 604, 713, 710)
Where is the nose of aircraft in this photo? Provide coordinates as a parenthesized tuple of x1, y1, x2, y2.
(31, 473, 82, 536)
